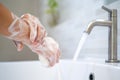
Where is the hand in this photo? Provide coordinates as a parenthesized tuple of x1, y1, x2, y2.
(10, 13, 47, 51)
(31, 37, 61, 67)
(8, 13, 60, 67)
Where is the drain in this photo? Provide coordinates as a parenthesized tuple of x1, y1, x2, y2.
(89, 73, 95, 80)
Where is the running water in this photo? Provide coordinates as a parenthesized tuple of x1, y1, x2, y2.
(56, 32, 88, 80)
(57, 64, 62, 80)
(73, 32, 88, 61)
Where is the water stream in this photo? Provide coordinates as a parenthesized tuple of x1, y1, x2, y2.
(73, 32, 88, 61)
(57, 32, 88, 80)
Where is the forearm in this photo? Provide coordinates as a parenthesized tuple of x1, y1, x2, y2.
(0, 3, 30, 42)
(0, 3, 14, 36)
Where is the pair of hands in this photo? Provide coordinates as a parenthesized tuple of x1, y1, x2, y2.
(8, 13, 60, 67)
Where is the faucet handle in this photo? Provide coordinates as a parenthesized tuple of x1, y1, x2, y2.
(102, 6, 112, 13)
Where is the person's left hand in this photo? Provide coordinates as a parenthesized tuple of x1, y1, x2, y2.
(12, 13, 47, 51)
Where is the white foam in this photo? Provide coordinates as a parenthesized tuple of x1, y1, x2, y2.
(38, 55, 49, 67)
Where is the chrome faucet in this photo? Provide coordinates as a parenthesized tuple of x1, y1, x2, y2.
(85, 6, 120, 63)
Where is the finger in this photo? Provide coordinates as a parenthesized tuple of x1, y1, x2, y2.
(29, 20, 37, 43)
(35, 25, 47, 44)
(56, 49, 61, 63)
(13, 40, 24, 51)
(21, 14, 37, 43)
(34, 26, 41, 44)
(47, 54, 56, 67)
(47, 51, 56, 67)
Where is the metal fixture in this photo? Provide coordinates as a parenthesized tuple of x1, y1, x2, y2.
(85, 6, 120, 63)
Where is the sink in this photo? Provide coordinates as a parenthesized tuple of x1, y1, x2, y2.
(0, 59, 120, 80)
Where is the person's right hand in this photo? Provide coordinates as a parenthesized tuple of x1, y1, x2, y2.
(31, 37, 61, 67)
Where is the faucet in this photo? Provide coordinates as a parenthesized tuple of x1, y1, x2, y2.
(85, 6, 120, 63)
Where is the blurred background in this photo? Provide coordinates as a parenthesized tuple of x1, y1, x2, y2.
(0, 0, 119, 61)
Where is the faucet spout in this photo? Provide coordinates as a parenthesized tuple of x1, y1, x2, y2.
(85, 20, 112, 34)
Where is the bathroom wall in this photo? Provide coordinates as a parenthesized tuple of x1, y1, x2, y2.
(38, 0, 120, 59)
(104, 0, 118, 4)
(38, 0, 101, 59)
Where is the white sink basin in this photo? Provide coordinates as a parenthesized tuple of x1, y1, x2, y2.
(0, 59, 120, 80)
